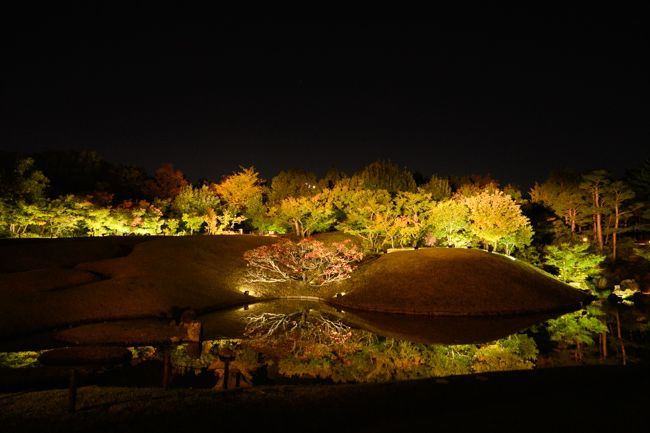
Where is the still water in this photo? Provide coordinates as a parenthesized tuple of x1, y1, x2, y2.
(1, 299, 647, 390)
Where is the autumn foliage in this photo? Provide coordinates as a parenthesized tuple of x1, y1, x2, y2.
(243, 239, 363, 286)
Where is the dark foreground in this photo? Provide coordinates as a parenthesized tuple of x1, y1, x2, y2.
(1, 365, 648, 433)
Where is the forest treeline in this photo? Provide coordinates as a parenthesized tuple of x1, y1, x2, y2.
(1, 150, 649, 289)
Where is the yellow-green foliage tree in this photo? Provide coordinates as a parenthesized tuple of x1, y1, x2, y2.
(172, 184, 221, 234)
(82, 201, 164, 236)
(336, 189, 395, 252)
(427, 199, 471, 247)
(40, 195, 90, 237)
(464, 190, 532, 253)
(214, 167, 264, 229)
(544, 242, 605, 289)
(390, 191, 434, 248)
(276, 192, 337, 238)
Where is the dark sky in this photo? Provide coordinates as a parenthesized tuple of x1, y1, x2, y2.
(1, 5, 648, 189)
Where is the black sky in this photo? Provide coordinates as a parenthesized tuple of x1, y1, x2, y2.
(1, 5, 648, 189)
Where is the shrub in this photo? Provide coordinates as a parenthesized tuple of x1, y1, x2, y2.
(243, 239, 363, 286)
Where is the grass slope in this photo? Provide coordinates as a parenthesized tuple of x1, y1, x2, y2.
(0, 236, 277, 339)
(333, 248, 591, 315)
(0, 237, 589, 342)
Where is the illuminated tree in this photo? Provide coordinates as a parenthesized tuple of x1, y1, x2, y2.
(419, 175, 451, 200)
(318, 167, 347, 189)
(580, 169, 611, 252)
(351, 160, 417, 193)
(0, 157, 49, 203)
(544, 242, 605, 289)
(214, 167, 264, 228)
(603, 180, 637, 260)
(144, 163, 188, 199)
(427, 199, 471, 247)
(81, 201, 165, 236)
(391, 191, 434, 247)
(203, 207, 246, 234)
(451, 174, 499, 197)
(336, 189, 394, 252)
(243, 239, 363, 286)
(172, 184, 221, 216)
(499, 224, 533, 256)
(530, 171, 587, 241)
(40, 195, 90, 237)
(268, 169, 318, 205)
(464, 190, 532, 253)
(181, 213, 204, 235)
(2, 202, 48, 237)
(276, 192, 337, 238)
(170, 184, 222, 234)
(0, 200, 8, 236)
(126, 202, 165, 235)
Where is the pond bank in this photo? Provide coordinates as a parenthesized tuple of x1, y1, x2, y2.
(1, 365, 648, 433)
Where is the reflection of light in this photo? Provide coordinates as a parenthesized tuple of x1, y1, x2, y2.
(335, 292, 346, 298)
(507, 255, 516, 261)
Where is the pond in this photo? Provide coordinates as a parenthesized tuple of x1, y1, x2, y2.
(1, 298, 648, 391)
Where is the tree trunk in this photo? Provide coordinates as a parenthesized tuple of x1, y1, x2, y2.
(612, 204, 620, 261)
(615, 309, 627, 366)
(293, 219, 303, 238)
(594, 188, 604, 252)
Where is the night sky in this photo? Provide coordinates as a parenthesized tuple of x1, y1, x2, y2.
(2, 5, 648, 189)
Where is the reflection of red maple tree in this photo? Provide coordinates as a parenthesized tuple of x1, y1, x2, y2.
(243, 239, 363, 286)
(244, 309, 353, 355)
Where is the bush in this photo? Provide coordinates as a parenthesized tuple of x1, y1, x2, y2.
(243, 239, 363, 286)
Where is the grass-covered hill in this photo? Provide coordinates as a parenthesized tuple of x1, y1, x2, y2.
(0, 236, 589, 343)
(333, 248, 591, 315)
(0, 236, 277, 339)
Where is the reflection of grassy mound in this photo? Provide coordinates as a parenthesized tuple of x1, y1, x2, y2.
(0, 236, 277, 339)
(332, 248, 591, 315)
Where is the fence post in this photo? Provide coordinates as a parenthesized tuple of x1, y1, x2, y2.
(68, 368, 77, 413)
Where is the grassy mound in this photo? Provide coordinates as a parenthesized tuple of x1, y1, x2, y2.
(0, 237, 146, 272)
(332, 248, 591, 315)
(0, 236, 589, 343)
(0, 236, 277, 339)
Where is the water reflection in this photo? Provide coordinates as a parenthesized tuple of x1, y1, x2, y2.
(193, 300, 549, 385)
(199, 299, 561, 344)
(2, 299, 645, 391)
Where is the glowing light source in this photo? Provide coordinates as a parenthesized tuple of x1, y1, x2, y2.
(582, 237, 589, 242)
